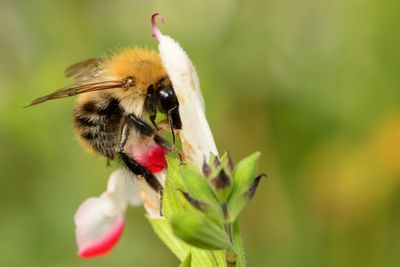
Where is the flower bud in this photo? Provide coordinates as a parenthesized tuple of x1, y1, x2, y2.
(227, 152, 264, 221)
(171, 212, 230, 250)
(210, 168, 233, 203)
(202, 152, 235, 203)
(178, 162, 222, 218)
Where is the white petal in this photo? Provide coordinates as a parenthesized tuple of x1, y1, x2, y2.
(138, 180, 161, 218)
(74, 197, 125, 258)
(107, 169, 142, 208)
(155, 170, 166, 187)
(157, 33, 218, 168)
(74, 169, 144, 258)
(125, 172, 143, 207)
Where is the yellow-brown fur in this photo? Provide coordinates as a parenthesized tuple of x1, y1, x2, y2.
(72, 48, 169, 158)
(105, 48, 166, 94)
(29, 48, 173, 160)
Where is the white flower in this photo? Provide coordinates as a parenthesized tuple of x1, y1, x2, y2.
(74, 13, 219, 259)
(74, 140, 167, 258)
(152, 13, 218, 168)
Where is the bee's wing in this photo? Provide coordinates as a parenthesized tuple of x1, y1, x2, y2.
(26, 80, 123, 107)
(26, 57, 122, 107)
(65, 57, 107, 82)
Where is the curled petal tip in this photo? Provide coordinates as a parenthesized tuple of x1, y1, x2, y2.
(151, 13, 165, 40)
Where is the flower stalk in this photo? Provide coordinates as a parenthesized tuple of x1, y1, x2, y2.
(149, 13, 265, 267)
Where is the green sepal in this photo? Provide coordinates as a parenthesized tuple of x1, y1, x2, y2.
(220, 151, 234, 173)
(170, 211, 231, 250)
(177, 160, 223, 220)
(227, 152, 262, 221)
(210, 168, 233, 203)
(163, 156, 197, 219)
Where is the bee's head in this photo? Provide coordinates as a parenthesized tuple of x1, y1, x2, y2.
(105, 48, 182, 129)
(142, 77, 182, 130)
(155, 82, 182, 130)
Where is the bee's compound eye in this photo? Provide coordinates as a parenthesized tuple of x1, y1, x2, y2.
(123, 77, 135, 89)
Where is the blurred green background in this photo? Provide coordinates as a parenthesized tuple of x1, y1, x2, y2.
(1, 0, 400, 266)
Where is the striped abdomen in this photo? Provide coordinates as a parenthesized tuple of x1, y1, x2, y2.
(73, 95, 124, 159)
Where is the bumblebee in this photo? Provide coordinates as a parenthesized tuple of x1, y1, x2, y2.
(28, 48, 182, 193)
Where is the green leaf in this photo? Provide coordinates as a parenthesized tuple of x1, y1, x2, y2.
(228, 152, 262, 221)
(179, 253, 192, 267)
(171, 211, 230, 250)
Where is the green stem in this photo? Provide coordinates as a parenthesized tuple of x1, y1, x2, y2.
(223, 204, 237, 267)
(224, 224, 237, 267)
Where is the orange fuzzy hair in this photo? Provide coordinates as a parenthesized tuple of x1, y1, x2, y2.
(105, 48, 167, 95)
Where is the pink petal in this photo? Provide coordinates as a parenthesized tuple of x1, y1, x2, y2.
(130, 138, 167, 174)
(74, 197, 125, 258)
(151, 13, 164, 40)
(136, 145, 167, 173)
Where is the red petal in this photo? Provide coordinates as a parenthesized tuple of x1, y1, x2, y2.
(136, 146, 167, 173)
(77, 217, 125, 259)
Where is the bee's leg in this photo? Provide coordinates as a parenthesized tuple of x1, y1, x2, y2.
(144, 86, 159, 130)
(116, 121, 130, 153)
(167, 106, 180, 144)
(148, 108, 159, 131)
(119, 152, 163, 194)
(126, 114, 184, 163)
(127, 114, 155, 137)
(154, 135, 184, 164)
(155, 119, 170, 133)
(159, 190, 164, 216)
(149, 113, 159, 131)
(119, 152, 163, 216)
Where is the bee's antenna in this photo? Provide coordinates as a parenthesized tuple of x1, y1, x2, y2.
(151, 13, 165, 40)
